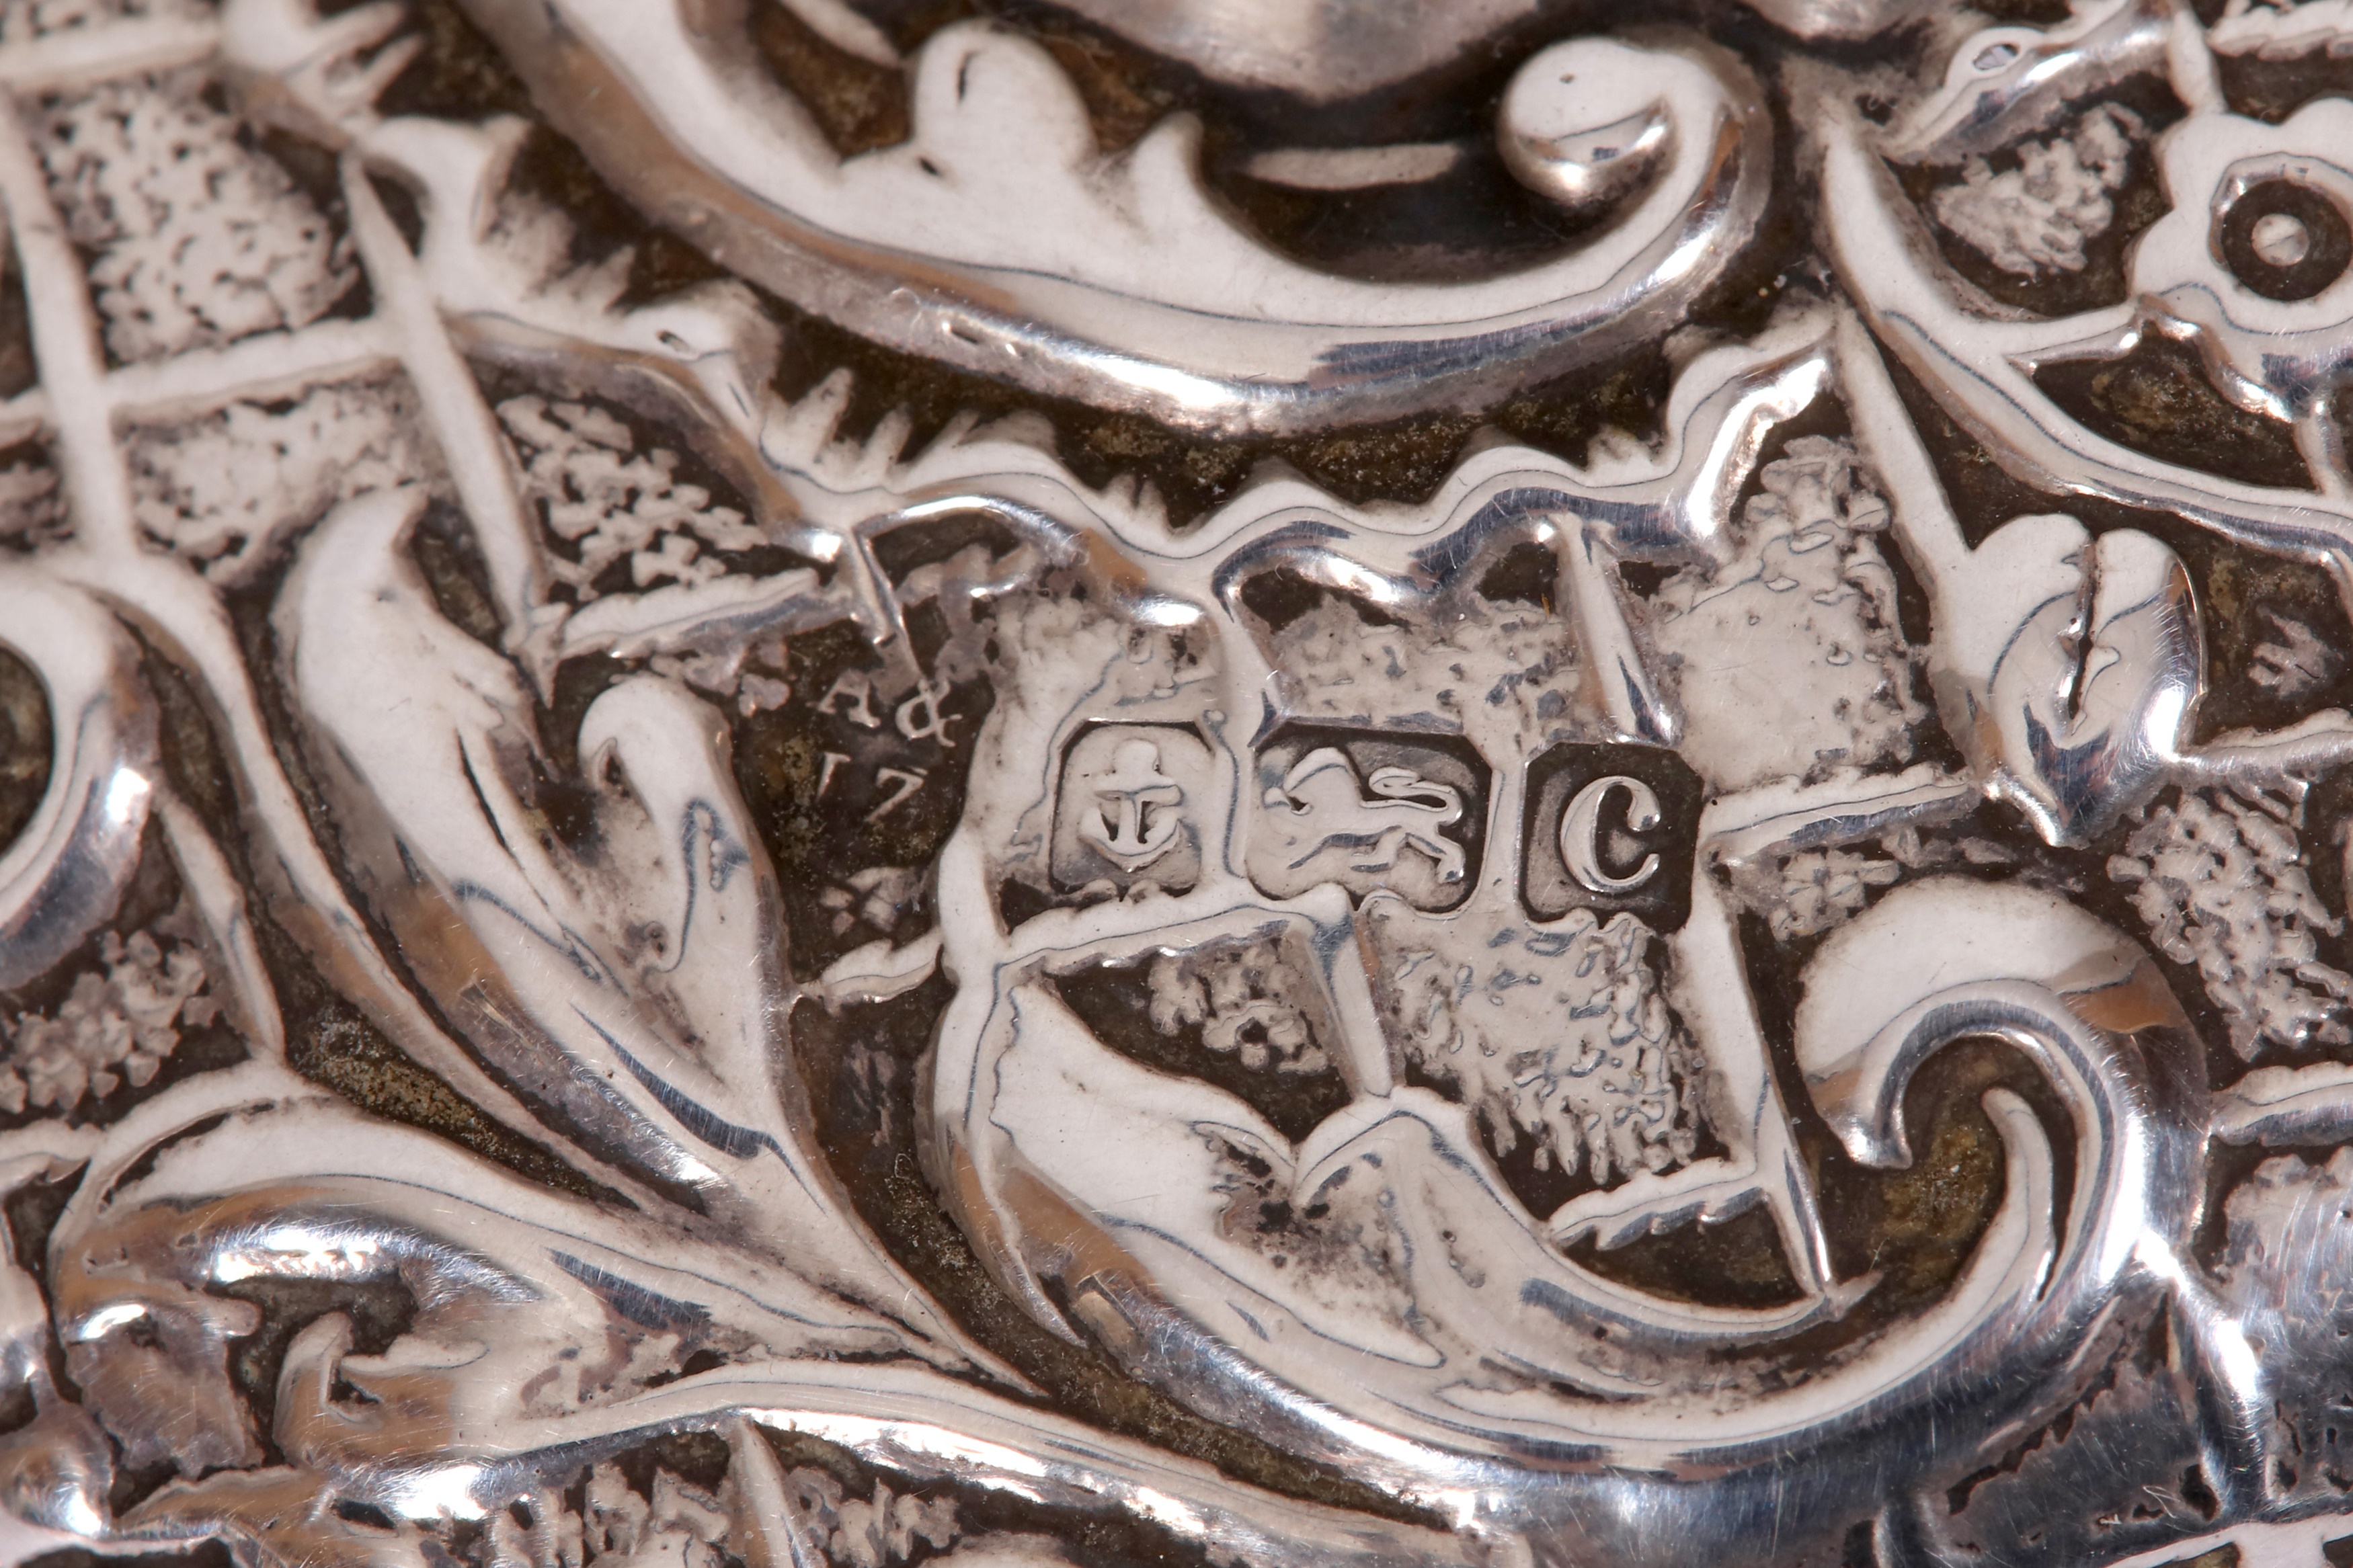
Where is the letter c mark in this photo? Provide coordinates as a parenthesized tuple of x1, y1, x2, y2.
(1560, 774, 1662, 895)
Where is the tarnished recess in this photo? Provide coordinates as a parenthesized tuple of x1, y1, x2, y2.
(10, 0, 2353, 1565)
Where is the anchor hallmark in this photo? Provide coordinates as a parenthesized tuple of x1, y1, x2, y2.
(1078, 739, 1185, 873)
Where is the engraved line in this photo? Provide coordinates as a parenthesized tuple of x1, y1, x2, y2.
(103, 315, 401, 427)
(0, 15, 218, 95)
(0, 82, 136, 553)
(341, 149, 548, 668)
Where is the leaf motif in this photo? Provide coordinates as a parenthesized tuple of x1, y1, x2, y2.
(51, 1096, 911, 1481)
(124, 1467, 437, 1568)
(277, 487, 974, 1364)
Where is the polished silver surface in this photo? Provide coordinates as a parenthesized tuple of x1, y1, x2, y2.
(5, 1, 2353, 1565)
